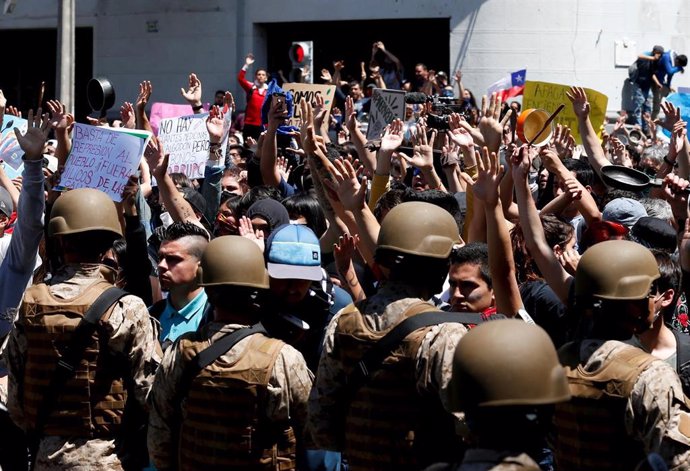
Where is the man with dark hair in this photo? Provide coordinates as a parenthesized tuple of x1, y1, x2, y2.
(652, 49, 687, 119)
(150, 221, 210, 347)
(148, 236, 312, 471)
(237, 53, 269, 140)
(447, 242, 495, 316)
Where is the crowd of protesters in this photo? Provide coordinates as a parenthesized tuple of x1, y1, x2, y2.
(1, 39, 690, 471)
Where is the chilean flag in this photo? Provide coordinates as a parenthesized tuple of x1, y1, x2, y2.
(487, 69, 526, 101)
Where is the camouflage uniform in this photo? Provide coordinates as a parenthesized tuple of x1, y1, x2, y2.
(147, 321, 314, 470)
(4, 263, 161, 471)
(307, 281, 469, 452)
(553, 339, 690, 471)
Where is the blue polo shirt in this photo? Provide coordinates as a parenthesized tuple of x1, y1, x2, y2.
(157, 289, 208, 344)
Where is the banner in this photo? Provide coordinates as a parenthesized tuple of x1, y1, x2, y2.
(157, 112, 230, 180)
(282, 82, 336, 125)
(58, 124, 151, 201)
(663, 92, 690, 138)
(0, 115, 28, 179)
(150, 102, 209, 135)
(522, 81, 608, 143)
(366, 88, 405, 140)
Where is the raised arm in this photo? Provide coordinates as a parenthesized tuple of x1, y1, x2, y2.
(180, 73, 204, 115)
(135, 80, 153, 133)
(344, 96, 377, 174)
(512, 145, 573, 304)
(261, 95, 289, 188)
(566, 86, 610, 175)
(46, 99, 74, 168)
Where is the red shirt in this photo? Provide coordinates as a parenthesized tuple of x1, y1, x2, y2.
(237, 69, 267, 126)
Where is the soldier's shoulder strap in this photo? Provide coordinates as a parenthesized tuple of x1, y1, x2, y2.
(346, 309, 491, 392)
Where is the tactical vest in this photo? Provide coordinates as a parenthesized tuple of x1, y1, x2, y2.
(335, 301, 463, 471)
(177, 332, 296, 471)
(553, 342, 658, 471)
(21, 280, 127, 438)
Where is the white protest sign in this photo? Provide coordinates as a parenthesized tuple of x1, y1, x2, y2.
(0, 115, 29, 179)
(366, 88, 405, 140)
(157, 113, 228, 179)
(58, 124, 151, 202)
(283, 82, 336, 126)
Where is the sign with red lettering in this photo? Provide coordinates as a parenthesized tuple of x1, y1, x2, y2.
(58, 123, 151, 201)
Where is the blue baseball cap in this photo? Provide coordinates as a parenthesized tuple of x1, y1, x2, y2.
(265, 223, 322, 281)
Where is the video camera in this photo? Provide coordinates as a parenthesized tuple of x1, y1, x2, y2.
(404, 92, 468, 130)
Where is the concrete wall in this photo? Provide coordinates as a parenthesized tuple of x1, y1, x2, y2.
(1, 0, 688, 112)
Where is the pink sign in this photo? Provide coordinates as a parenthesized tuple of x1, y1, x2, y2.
(150, 102, 208, 135)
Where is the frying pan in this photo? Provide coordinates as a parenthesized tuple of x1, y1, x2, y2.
(600, 164, 690, 193)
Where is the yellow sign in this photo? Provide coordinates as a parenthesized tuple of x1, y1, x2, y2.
(522, 81, 608, 144)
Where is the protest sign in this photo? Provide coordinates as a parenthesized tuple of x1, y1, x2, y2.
(283, 83, 336, 125)
(366, 88, 405, 140)
(0, 115, 28, 179)
(522, 81, 608, 143)
(157, 111, 230, 180)
(150, 102, 209, 135)
(58, 123, 151, 201)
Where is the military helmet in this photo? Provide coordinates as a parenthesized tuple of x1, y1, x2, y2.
(575, 240, 659, 301)
(197, 235, 269, 289)
(448, 319, 570, 411)
(376, 201, 460, 259)
(48, 188, 122, 239)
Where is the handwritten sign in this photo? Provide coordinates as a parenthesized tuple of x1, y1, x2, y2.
(59, 124, 151, 201)
(366, 88, 405, 140)
(157, 112, 229, 180)
(663, 93, 690, 138)
(0, 115, 28, 179)
(522, 81, 608, 143)
(150, 102, 209, 135)
(283, 83, 336, 125)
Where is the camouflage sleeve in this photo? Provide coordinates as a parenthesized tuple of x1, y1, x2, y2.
(306, 311, 348, 451)
(105, 295, 162, 408)
(4, 319, 28, 431)
(415, 323, 468, 413)
(266, 343, 314, 442)
(147, 341, 185, 471)
(629, 360, 690, 470)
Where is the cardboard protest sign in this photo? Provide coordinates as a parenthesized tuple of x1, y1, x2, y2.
(366, 88, 405, 140)
(522, 81, 608, 143)
(150, 102, 209, 135)
(0, 115, 28, 179)
(157, 112, 230, 180)
(58, 124, 151, 201)
(282, 83, 336, 125)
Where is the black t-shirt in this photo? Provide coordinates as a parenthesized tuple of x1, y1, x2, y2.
(519, 280, 568, 348)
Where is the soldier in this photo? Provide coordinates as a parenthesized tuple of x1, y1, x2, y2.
(551, 240, 690, 470)
(5, 187, 161, 471)
(147, 235, 313, 471)
(425, 319, 571, 471)
(308, 201, 471, 471)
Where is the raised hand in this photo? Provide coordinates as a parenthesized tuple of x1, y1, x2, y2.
(662, 173, 690, 218)
(562, 177, 583, 201)
(380, 119, 404, 153)
(120, 102, 136, 129)
(14, 108, 51, 160)
(323, 158, 367, 212)
(448, 113, 476, 150)
(441, 133, 461, 168)
(610, 136, 632, 167)
(511, 144, 535, 182)
(549, 123, 575, 160)
(180, 73, 202, 107)
(344, 95, 358, 133)
(657, 101, 681, 132)
(6, 105, 22, 118)
(144, 136, 168, 178)
(465, 146, 502, 206)
(321, 69, 333, 83)
(238, 215, 265, 251)
(566, 86, 590, 119)
(334, 233, 361, 278)
(313, 93, 328, 130)
(277, 155, 292, 181)
(245, 53, 255, 66)
(478, 92, 511, 152)
(668, 120, 687, 162)
(402, 122, 436, 171)
(121, 175, 140, 216)
(136, 81, 153, 111)
(223, 91, 235, 114)
(46, 99, 74, 132)
(206, 105, 226, 143)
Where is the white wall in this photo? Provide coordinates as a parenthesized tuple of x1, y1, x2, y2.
(1, 0, 687, 112)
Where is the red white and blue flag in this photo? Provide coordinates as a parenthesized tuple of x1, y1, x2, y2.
(487, 69, 526, 100)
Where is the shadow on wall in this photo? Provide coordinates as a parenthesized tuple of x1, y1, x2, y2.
(450, 0, 487, 75)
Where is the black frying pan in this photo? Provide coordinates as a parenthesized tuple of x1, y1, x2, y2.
(600, 164, 690, 193)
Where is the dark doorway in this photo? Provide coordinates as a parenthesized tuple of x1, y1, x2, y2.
(0, 27, 93, 122)
(263, 18, 450, 89)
